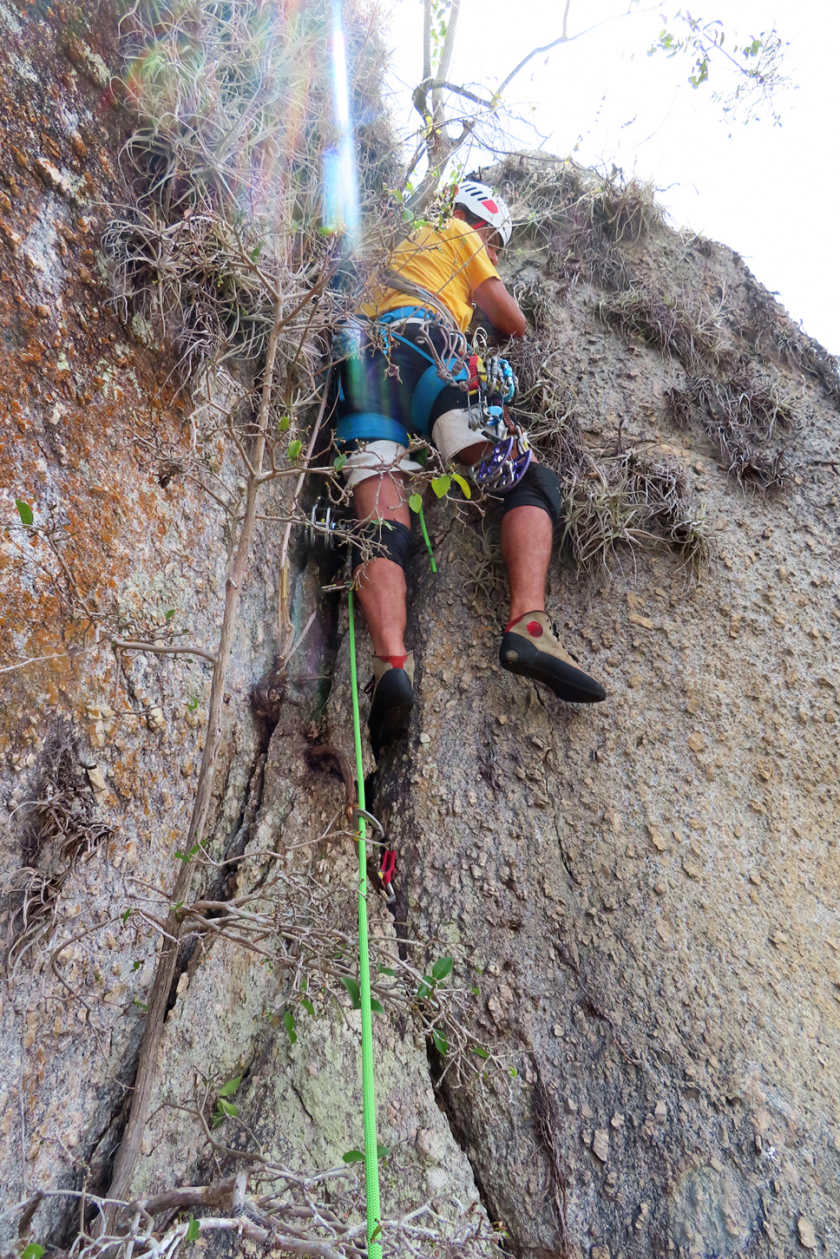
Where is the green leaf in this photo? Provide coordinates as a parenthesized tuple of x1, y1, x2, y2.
(369, 1224, 383, 1242)
(451, 473, 471, 500)
(414, 445, 429, 468)
(283, 1010, 297, 1044)
(342, 1145, 389, 1163)
(15, 499, 34, 526)
(121, 909, 131, 924)
(133, 999, 148, 1012)
(132, 960, 141, 971)
(432, 1029, 448, 1055)
(174, 844, 199, 862)
(340, 976, 361, 1009)
(164, 609, 175, 620)
(221, 1100, 238, 1118)
(218, 1075, 241, 1097)
(471, 986, 480, 996)
(23, 1245, 45, 1259)
(431, 474, 451, 499)
(299, 997, 315, 1017)
(417, 980, 432, 1001)
(431, 956, 453, 983)
(278, 415, 291, 432)
(370, 998, 385, 1015)
(471, 1044, 489, 1060)
(187, 697, 199, 712)
(509, 1066, 518, 1078)
(408, 493, 423, 514)
(288, 439, 302, 460)
(333, 452, 347, 472)
(377, 965, 396, 976)
(185, 1218, 200, 1244)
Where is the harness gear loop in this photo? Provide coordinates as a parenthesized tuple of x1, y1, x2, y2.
(347, 590, 383, 1258)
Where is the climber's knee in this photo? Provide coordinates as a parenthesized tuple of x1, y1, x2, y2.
(500, 462, 563, 532)
(350, 519, 412, 574)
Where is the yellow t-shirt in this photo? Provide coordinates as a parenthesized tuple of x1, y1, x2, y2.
(360, 218, 500, 332)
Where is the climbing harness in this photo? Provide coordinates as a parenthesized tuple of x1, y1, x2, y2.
(347, 589, 384, 1259)
(333, 304, 469, 449)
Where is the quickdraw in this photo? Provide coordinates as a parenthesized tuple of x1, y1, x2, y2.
(467, 354, 532, 494)
(352, 805, 397, 902)
(378, 848, 397, 901)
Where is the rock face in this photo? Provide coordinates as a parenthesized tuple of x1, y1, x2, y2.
(1, 6, 839, 1259)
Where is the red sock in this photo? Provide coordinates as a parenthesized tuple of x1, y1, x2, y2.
(378, 653, 408, 670)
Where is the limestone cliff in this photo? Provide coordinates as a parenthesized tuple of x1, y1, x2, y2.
(1, 4, 839, 1259)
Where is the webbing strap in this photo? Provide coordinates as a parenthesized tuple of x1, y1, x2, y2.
(336, 412, 411, 447)
(347, 591, 383, 1258)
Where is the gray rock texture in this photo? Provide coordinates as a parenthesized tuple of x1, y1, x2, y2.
(1, 5, 839, 1259)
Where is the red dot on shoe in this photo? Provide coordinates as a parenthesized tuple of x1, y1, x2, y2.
(527, 620, 544, 637)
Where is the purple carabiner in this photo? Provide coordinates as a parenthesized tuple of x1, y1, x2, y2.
(475, 437, 532, 494)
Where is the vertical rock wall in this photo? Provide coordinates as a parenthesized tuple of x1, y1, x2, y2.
(371, 199, 840, 1257)
(1, 7, 839, 1259)
(0, 1, 289, 1232)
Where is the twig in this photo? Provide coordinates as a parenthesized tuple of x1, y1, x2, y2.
(277, 363, 335, 651)
(112, 640, 218, 664)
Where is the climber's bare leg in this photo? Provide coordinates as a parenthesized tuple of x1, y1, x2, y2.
(352, 472, 410, 657)
(457, 441, 552, 623)
(502, 506, 552, 621)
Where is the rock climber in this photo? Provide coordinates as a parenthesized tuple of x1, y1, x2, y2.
(336, 180, 607, 753)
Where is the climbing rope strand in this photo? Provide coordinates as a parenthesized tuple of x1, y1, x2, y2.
(416, 502, 438, 573)
(347, 590, 383, 1259)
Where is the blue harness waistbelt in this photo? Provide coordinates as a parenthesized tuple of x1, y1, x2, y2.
(336, 307, 469, 443)
(335, 412, 411, 447)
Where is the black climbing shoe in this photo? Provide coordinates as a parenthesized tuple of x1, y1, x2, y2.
(368, 652, 415, 753)
(500, 612, 606, 704)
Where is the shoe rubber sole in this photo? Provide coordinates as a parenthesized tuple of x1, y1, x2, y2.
(369, 669, 415, 751)
(499, 633, 607, 704)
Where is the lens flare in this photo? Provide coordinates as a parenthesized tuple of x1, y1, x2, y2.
(323, 0, 360, 241)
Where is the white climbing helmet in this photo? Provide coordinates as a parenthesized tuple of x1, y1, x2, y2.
(453, 180, 513, 248)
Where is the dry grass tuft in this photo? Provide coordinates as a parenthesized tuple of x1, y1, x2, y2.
(5, 740, 111, 978)
(561, 450, 707, 574)
(599, 285, 724, 371)
(106, 0, 397, 381)
(506, 330, 708, 575)
(494, 159, 664, 290)
(666, 373, 798, 489)
(774, 325, 840, 407)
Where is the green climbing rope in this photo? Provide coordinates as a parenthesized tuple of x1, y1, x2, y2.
(347, 589, 383, 1259)
(416, 502, 437, 573)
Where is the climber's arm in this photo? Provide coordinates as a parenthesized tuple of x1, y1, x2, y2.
(473, 276, 527, 338)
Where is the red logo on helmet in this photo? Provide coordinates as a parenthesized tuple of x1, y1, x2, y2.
(480, 198, 499, 215)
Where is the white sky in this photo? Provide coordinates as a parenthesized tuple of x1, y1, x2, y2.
(381, 0, 840, 354)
